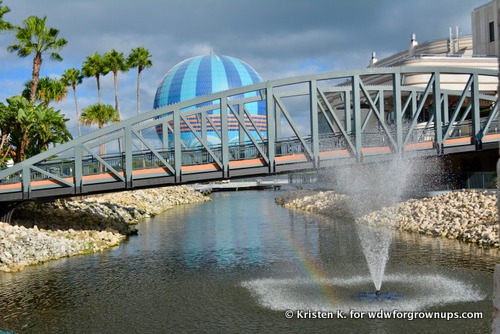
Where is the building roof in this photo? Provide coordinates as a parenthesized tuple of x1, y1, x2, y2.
(154, 54, 263, 109)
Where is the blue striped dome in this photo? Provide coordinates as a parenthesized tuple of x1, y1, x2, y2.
(154, 54, 264, 108)
(153, 54, 266, 147)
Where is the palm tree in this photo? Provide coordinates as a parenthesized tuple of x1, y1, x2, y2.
(82, 52, 109, 105)
(4, 96, 71, 162)
(7, 16, 67, 104)
(80, 104, 120, 157)
(0, 0, 13, 32)
(80, 103, 120, 129)
(104, 49, 127, 119)
(6, 96, 35, 162)
(0, 101, 14, 166)
(61, 68, 83, 136)
(127, 47, 153, 115)
(30, 104, 72, 154)
(22, 77, 68, 108)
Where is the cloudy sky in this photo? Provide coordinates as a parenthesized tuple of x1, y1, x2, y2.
(0, 0, 488, 137)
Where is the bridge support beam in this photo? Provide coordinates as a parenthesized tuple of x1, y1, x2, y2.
(124, 126, 133, 188)
(74, 145, 83, 194)
(344, 90, 352, 133)
(174, 107, 182, 183)
(310, 80, 319, 167)
(433, 72, 443, 153)
(22, 166, 30, 200)
(393, 72, 404, 154)
(220, 95, 229, 178)
(352, 75, 362, 162)
(471, 72, 482, 150)
(266, 83, 276, 173)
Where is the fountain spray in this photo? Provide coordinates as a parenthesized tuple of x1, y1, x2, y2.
(328, 155, 441, 291)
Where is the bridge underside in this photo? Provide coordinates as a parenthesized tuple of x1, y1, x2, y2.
(0, 66, 497, 203)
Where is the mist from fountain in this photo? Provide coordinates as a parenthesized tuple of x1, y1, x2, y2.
(331, 156, 440, 291)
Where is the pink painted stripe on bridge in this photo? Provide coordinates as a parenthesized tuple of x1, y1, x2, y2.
(404, 142, 433, 150)
(361, 146, 392, 154)
(319, 150, 350, 157)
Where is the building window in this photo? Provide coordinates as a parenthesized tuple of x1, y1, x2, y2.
(489, 21, 495, 42)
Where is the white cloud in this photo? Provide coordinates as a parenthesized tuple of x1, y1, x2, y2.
(177, 42, 215, 59)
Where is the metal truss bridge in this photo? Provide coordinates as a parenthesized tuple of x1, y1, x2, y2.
(0, 66, 498, 205)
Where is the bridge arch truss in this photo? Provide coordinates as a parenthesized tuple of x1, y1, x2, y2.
(0, 66, 497, 202)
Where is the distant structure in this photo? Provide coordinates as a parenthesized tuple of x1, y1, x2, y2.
(362, 30, 497, 93)
(368, 30, 496, 71)
(317, 0, 499, 182)
(472, 0, 499, 57)
(367, 1, 498, 70)
(350, 0, 498, 117)
(319, 5, 499, 135)
(153, 54, 266, 148)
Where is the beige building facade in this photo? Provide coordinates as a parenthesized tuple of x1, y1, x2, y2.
(472, 0, 499, 57)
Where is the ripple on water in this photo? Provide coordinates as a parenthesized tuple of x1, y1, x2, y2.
(241, 273, 486, 312)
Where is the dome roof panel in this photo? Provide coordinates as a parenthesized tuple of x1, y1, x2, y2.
(153, 54, 263, 109)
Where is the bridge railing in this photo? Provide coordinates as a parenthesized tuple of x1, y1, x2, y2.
(17, 114, 492, 185)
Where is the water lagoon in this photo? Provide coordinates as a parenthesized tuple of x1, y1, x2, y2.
(0, 191, 496, 333)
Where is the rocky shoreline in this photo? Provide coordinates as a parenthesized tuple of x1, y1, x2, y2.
(0, 185, 210, 272)
(275, 189, 499, 247)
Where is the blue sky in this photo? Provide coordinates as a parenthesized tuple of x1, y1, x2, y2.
(0, 0, 489, 137)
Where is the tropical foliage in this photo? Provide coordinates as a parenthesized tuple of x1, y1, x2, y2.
(80, 104, 120, 157)
(0, 101, 13, 167)
(80, 103, 120, 130)
(127, 47, 153, 115)
(104, 49, 128, 118)
(7, 16, 67, 104)
(82, 52, 109, 105)
(0, 96, 72, 163)
(0, 0, 13, 32)
(1, 5, 155, 166)
(22, 76, 68, 108)
(61, 68, 83, 136)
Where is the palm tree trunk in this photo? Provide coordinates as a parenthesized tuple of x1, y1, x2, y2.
(15, 146, 21, 163)
(73, 85, 80, 136)
(30, 53, 42, 104)
(17, 135, 29, 162)
(137, 69, 146, 168)
(137, 69, 141, 115)
(114, 71, 121, 119)
(98, 124, 105, 172)
(96, 74, 102, 105)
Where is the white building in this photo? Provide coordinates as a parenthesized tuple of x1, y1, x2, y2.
(365, 1, 498, 91)
(369, 0, 498, 70)
(319, 0, 498, 135)
(472, 0, 499, 57)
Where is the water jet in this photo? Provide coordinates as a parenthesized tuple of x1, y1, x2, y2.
(330, 156, 440, 291)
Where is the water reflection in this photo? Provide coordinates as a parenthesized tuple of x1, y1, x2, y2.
(0, 191, 497, 333)
(392, 229, 500, 273)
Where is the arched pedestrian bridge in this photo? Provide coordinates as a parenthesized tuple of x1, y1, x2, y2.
(0, 66, 498, 204)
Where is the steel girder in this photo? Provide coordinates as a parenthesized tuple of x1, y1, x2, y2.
(0, 66, 498, 202)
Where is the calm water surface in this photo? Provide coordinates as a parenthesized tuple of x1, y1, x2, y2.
(0, 190, 497, 333)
